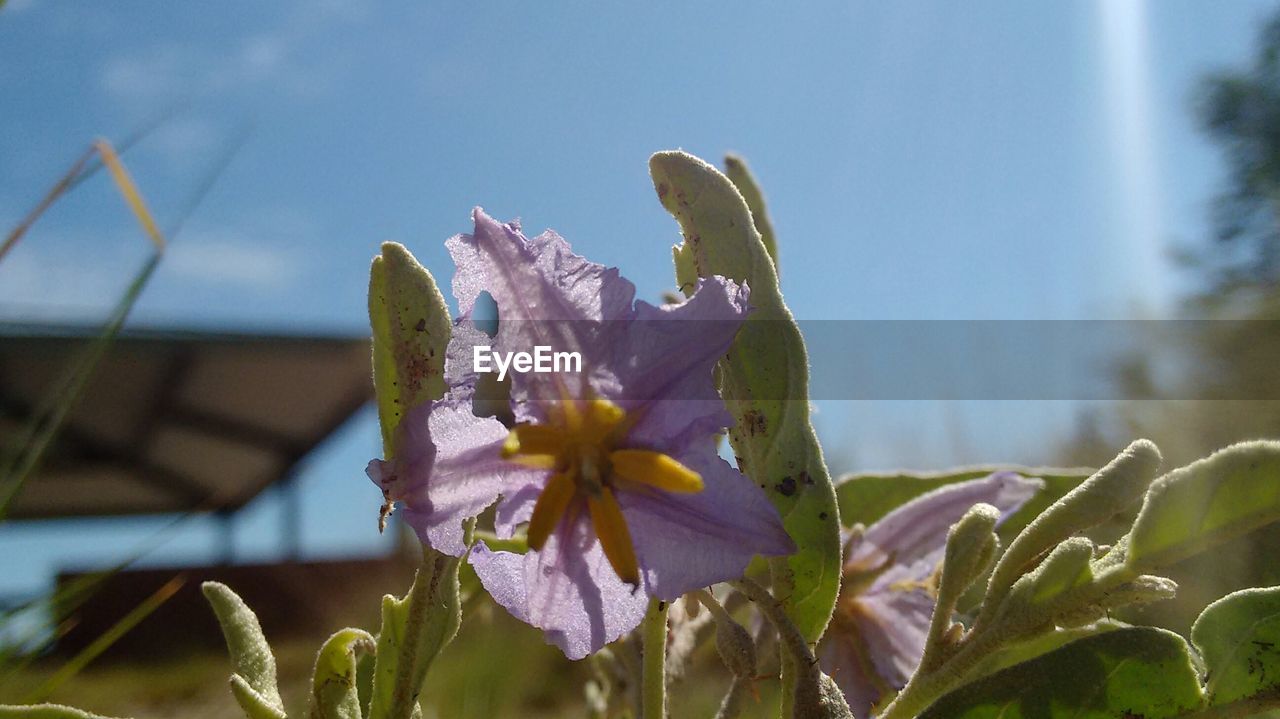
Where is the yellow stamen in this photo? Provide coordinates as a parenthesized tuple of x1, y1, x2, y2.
(502, 423, 566, 458)
(499, 397, 704, 586)
(527, 471, 576, 550)
(588, 487, 640, 586)
(582, 399, 625, 443)
(610, 449, 704, 493)
(505, 454, 558, 470)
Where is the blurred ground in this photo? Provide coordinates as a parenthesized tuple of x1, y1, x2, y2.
(3, 578, 781, 718)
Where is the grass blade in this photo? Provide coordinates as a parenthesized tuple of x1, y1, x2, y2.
(21, 575, 185, 703)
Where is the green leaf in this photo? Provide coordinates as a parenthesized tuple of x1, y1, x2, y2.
(919, 627, 1205, 719)
(1192, 586, 1280, 705)
(0, 706, 128, 719)
(920, 504, 999, 671)
(1009, 537, 1095, 608)
(1126, 441, 1280, 571)
(368, 547, 463, 719)
(980, 441, 1161, 625)
(939, 504, 1000, 605)
(230, 676, 288, 719)
(835, 466, 1092, 543)
(202, 582, 284, 714)
(368, 242, 451, 458)
(311, 628, 376, 719)
(722, 154, 778, 271)
(649, 151, 840, 643)
(966, 620, 1128, 680)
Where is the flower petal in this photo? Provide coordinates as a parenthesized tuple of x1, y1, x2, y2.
(620, 445, 795, 600)
(369, 398, 536, 556)
(446, 208, 637, 407)
(470, 513, 648, 660)
(447, 207, 636, 325)
(852, 589, 935, 689)
(846, 471, 1043, 574)
(616, 278, 749, 450)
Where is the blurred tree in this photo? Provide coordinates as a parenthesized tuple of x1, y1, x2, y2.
(1052, 12, 1280, 633)
(1197, 12, 1280, 288)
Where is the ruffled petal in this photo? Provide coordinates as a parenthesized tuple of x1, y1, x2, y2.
(852, 588, 934, 689)
(470, 512, 648, 660)
(617, 278, 749, 450)
(369, 398, 535, 556)
(620, 445, 795, 600)
(446, 208, 637, 407)
(845, 471, 1043, 574)
(616, 277, 748, 401)
(447, 207, 636, 325)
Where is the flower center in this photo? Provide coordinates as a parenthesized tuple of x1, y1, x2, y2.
(501, 398, 704, 586)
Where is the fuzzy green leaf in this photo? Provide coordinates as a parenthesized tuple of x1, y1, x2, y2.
(980, 441, 1161, 625)
(202, 582, 284, 714)
(650, 150, 840, 643)
(1008, 537, 1095, 608)
(966, 620, 1127, 681)
(723, 154, 778, 271)
(1126, 441, 1280, 571)
(310, 628, 376, 719)
(230, 676, 288, 719)
(368, 242, 451, 458)
(0, 706, 128, 719)
(368, 548, 463, 719)
(1192, 586, 1280, 705)
(919, 627, 1204, 719)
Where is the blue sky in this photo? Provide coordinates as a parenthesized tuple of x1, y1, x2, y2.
(0, 1, 1273, 597)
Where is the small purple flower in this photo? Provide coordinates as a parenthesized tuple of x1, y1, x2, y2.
(819, 472, 1042, 717)
(370, 208, 794, 660)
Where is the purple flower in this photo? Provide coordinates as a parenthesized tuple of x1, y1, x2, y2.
(370, 208, 794, 660)
(819, 472, 1042, 717)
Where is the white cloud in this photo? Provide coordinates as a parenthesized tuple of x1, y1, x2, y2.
(98, 33, 295, 104)
(0, 237, 145, 321)
(239, 35, 285, 79)
(144, 116, 220, 169)
(96, 2, 353, 107)
(163, 232, 297, 290)
(99, 46, 189, 102)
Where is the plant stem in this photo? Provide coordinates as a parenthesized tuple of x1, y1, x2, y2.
(641, 598, 668, 719)
(388, 548, 447, 719)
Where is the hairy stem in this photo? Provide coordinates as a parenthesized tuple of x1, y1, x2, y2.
(641, 599, 668, 719)
(388, 549, 449, 719)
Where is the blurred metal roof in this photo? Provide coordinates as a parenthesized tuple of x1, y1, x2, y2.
(0, 324, 372, 519)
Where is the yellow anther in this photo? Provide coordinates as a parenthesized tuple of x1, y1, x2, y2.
(527, 471, 577, 551)
(588, 487, 640, 586)
(503, 423, 566, 458)
(500, 397, 703, 586)
(610, 449, 704, 494)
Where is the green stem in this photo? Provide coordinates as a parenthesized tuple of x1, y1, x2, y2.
(641, 599, 668, 719)
(388, 549, 448, 719)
